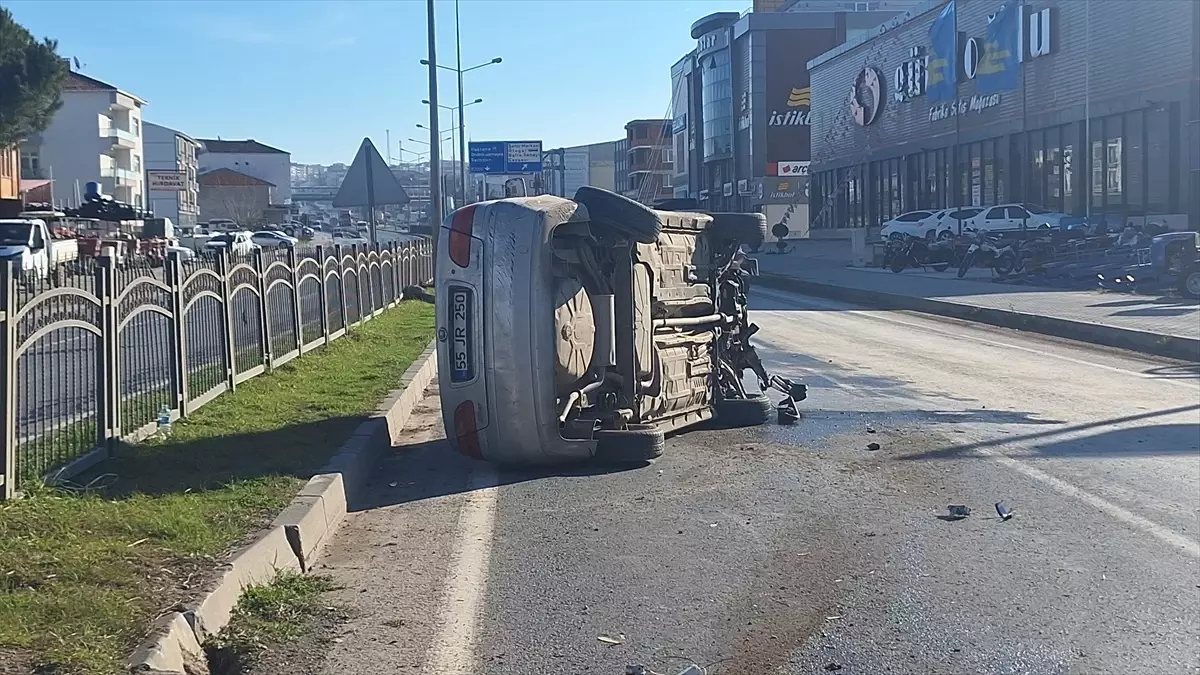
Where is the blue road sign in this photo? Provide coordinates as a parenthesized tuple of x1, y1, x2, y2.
(468, 141, 506, 174)
(469, 140, 542, 174)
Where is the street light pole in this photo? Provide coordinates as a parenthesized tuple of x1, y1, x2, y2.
(425, 0, 442, 240)
(456, 0, 467, 206)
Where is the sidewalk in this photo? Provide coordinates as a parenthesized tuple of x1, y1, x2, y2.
(754, 242, 1200, 361)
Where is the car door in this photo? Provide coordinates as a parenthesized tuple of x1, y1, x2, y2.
(1006, 205, 1031, 230)
(979, 206, 1011, 233)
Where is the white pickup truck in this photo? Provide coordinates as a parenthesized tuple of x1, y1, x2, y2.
(0, 218, 80, 279)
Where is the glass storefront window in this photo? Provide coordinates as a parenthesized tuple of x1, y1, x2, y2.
(982, 140, 995, 205)
(1106, 114, 1124, 212)
(1146, 106, 1169, 214)
(926, 150, 939, 209)
(889, 159, 902, 217)
(1126, 110, 1144, 213)
(1062, 122, 1075, 212)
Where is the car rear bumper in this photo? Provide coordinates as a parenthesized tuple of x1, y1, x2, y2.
(435, 198, 597, 465)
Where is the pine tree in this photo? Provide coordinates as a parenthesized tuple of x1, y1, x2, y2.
(0, 8, 68, 148)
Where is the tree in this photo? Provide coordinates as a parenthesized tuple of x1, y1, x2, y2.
(0, 8, 68, 147)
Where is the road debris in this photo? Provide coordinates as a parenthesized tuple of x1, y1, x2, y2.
(866, 442, 881, 451)
(995, 502, 1013, 520)
(938, 504, 972, 521)
(824, 662, 843, 671)
(598, 634, 627, 645)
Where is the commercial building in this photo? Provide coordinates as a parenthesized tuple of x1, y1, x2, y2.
(19, 70, 147, 208)
(198, 168, 276, 226)
(614, 137, 629, 203)
(144, 122, 200, 229)
(670, 2, 919, 238)
(196, 139, 291, 204)
(541, 140, 620, 198)
(808, 0, 1200, 232)
(623, 119, 673, 205)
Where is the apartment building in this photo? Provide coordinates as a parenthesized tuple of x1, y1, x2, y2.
(197, 139, 291, 203)
(0, 147, 19, 216)
(144, 122, 200, 229)
(19, 70, 147, 207)
(624, 119, 674, 205)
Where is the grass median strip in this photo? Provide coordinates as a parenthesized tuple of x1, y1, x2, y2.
(0, 300, 434, 675)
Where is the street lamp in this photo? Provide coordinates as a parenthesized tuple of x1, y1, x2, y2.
(422, 25, 501, 207)
(421, 99, 481, 205)
(424, 0, 442, 240)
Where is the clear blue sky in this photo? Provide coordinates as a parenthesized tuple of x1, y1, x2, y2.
(5, 0, 747, 165)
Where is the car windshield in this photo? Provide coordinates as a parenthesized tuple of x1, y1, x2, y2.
(0, 223, 33, 246)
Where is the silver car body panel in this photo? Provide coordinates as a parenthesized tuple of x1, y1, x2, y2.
(436, 196, 597, 465)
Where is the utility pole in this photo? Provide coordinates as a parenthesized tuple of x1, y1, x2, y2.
(456, 0, 468, 206)
(425, 0, 443, 247)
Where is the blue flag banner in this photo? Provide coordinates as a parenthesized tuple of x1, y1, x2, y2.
(977, 2, 1020, 94)
(926, 0, 958, 102)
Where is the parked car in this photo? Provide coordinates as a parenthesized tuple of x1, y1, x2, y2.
(926, 207, 984, 238)
(0, 217, 80, 279)
(435, 187, 807, 466)
(879, 210, 936, 240)
(252, 230, 298, 248)
(203, 231, 259, 256)
(962, 203, 1070, 233)
(166, 244, 196, 262)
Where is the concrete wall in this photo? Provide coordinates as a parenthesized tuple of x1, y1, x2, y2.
(198, 152, 290, 203)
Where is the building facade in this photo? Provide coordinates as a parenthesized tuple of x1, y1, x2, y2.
(672, 3, 919, 238)
(541, 140, 620, 197)
(198, 168, 275, 225)
(196, 139, 291, 204)
(19, 70, 146, 208)
(144, 122, 200, 229)
(623, 119, 673, 205)
(614, 137, 629, 202)
(808, 0, 1199, 232)
(0, 147, 18, 217)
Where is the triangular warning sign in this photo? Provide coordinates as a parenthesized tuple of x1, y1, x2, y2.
(332, 138, 410, 208)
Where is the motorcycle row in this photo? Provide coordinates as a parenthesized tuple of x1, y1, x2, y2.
(882, 222, 1200, 299)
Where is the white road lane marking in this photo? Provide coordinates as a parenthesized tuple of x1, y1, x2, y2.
(422, 467, 499, 674)
(751, 286, 1200, 390)
(979, 446, 1200, 558)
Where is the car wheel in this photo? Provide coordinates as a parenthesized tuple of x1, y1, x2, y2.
(1178, 265, 1200, 300)
(594, 424, 665, 464)
(937, 229, 955, 241)
(714, 394, 773, 429)
(708, 212, 768, 251)
(573, 186, 662, 244)
(888, 232, 905, 241)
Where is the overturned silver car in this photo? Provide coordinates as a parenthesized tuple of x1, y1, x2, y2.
(435, 187, 804, 465)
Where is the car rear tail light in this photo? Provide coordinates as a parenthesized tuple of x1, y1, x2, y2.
(448, 205, 478, 268)
(453, 400, 483, 459)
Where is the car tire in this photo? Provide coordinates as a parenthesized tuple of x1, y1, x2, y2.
(708, 212, 768, 250)
(714, 394, 773, 429)
(594, 424, 665, 464)
(573, 186, 662, 244)
(1178, 265, 1200, 300)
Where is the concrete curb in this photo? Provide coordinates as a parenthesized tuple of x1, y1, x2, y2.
(126, 340, 439, 674)
(754, 273, 1200, 362)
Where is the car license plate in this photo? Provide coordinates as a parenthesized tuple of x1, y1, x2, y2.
(449, 287, 474, 382)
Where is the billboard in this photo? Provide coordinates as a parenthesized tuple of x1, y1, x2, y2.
(763, 29, 838, 167)
(146, 170, 188, 192)
(469, 141, 543, 174)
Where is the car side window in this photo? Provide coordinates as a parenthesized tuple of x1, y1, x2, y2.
(1007, 206, 1029, 219)
(985, 207, 1007, 220)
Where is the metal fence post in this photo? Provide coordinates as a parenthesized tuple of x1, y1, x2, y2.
(317, 246, 331, 346)
(335, 245, 348, 331)
(288, 247, 303, 357)
(218, 250, 238, 392)
(355, 246, 367, 323)
(253, 249, 272, 371)
(389, 241, 399, 304)
(0, 262, 17, 499)
(166, 251, 189, 415)
(96, 254, 120, 452)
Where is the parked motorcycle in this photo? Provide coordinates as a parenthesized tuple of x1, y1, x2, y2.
(957, 231, 1003, 278)
(889, 235, 956, 273)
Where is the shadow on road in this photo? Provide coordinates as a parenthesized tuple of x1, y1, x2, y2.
(897, 403, 1200, 461)
(1143, 363, 1200, 379)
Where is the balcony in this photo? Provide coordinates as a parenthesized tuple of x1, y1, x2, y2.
(101, 165, 140, 183)
(100, 124, 138, 149)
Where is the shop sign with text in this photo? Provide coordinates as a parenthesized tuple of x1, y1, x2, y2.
(928, 93, 1002, 122)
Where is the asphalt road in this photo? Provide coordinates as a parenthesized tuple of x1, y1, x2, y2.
(293, 287, 1200, 675)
